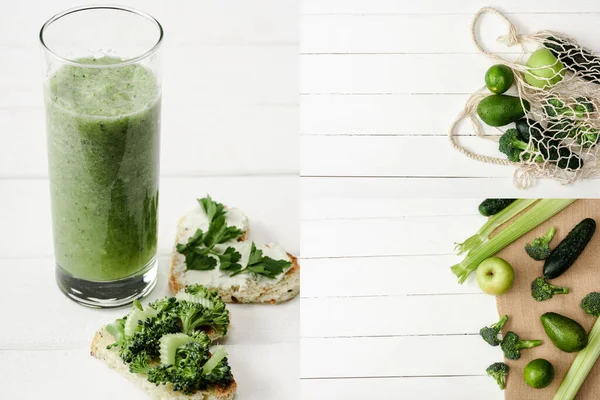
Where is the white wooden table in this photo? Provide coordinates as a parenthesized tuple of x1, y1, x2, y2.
(0, 1, 298, 399)
(300, 0, 600, 398)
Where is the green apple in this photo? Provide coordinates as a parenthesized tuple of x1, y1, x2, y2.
(476, 257, 515, 296)
(524, 48, 565, 88)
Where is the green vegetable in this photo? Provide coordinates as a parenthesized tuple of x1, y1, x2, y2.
(478, 199, 516, 217)
(202, 345, 228, 374)
(477, 95, 530, 127)
(524, 359, 555, 389)
(177, 196, 291, 279)
(159, 333, 199, 365)
(577, 124, 600, 148)
(480, 315, 509, 346)
(531, 277, 569, 301)
(545, 36, 600, 85)
(486, 362, 509, 390)
(543, 218, 596, 279)
(524, 48, 565, 88)
(515, 118, 544, 143)
(501, 331, 542, 360)
(451, 199, 576, 283)
(455, 199, 537, 255)
(545, 97, 595, 119)
(580, 292, 600, 316)
(554, 293, 600, 399)
(229, 242, 292, 279)
(541, 312, 588, 353)
(525, 227, 557, 261)
(105, 284, 232, 393)
(498, 128, 543, 162)
(485, 64, 514, 94)
(148, 332, 233, 394)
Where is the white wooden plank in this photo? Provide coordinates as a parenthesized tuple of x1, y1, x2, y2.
(301, 136, 510, 178)
(300, 256, 481, 297)
(302, 198, 481, 219)
(301, 14, 600, 54)
(301, 177, 600, 199)
(301, 0, 600, 14)
(0, 256, 298, 348)
(0, 104, 298, 178)
(301, 54, 497, 94)
(0, 342, 299, 400)
(3, 0, 297, 47)
(301, 294, 496, 337)
(301, 214, 483, 258)
(0, 176, 299, 258)
(301, 335, 499, 378)
(301, 94, 471, 135)
(301, 376, 502, 400)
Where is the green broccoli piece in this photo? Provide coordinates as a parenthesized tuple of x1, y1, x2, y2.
(581, 292, 600, 316)
(577, 125, 600, 148)
(147, 333, 233, 394)
(525, 227, 557, 260)
(486, 362, 509, 390)
(480, 315, 509, 347)
(129, 352, 151, 374)
(574, 97, 595, 118)
(531, 277, 569, 302)
(500, 331, 542, 360)
(498, 129, 543, 163)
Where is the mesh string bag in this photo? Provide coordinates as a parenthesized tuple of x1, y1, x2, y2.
(449, 7, 600, 188)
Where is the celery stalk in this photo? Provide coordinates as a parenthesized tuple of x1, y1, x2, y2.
(455, 199, 538, 254)
(451, 199, 576, 284)
(553, 318, 600, 400)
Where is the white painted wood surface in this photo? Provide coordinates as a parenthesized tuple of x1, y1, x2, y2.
(300, 198, 503, 399)
(0, 1, 298, 399)
(300, 0, 600, 193)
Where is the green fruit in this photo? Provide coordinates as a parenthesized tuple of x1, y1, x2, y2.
(476, 257, 514, 296)
(477, 95, 531, 127)
(525, 48, 565, 88)
(524, 359, 555, 389)
(485, 64, 514, 94)
(541, 312, 588, 352)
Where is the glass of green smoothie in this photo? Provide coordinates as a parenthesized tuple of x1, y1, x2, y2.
(40, 6, 163, 308)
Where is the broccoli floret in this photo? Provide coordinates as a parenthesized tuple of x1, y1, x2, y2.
(498, 129, 543, 163)
(581, 292, 600, 316)
(149, 296, 178, 313)
(525, 227, 557, 260)
(486, 362, 509, 390)
(122, 311, 182, 362)
(577, 125, 600, 148)
(531, 277, 569, 302)
(500, 331, 542, 360)
(147, 334, 233, 394)
(480, 315, 509, 347)
(175, 298, 229, 337)
(129, 352, 151, 374)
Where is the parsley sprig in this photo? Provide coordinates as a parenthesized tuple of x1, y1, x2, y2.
(177, 196, 292, 279)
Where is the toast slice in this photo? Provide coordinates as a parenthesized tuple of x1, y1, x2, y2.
(170, 202, 300, 304)
(91, 327, 236, 400)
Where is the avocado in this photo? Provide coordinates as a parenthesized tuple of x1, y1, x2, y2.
(541, 312, 588, 353)
(477, 95, 530, 127)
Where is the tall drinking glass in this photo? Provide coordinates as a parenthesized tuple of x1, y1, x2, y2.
(40, 6, 163, 308)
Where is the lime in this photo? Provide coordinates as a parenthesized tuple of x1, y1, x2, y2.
(525, 48, 565, 88)
(485, 64, 514, 94)
(524, 359, 555, 389)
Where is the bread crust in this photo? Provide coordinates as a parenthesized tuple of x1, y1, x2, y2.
(91, 327, 236, 400)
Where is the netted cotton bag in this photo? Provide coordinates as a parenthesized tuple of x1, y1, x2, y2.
(450, 7, 600, 188)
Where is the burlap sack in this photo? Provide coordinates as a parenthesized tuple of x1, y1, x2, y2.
(495, 199, 600, 399)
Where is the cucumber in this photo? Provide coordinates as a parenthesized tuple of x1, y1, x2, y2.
(515, 118, 543, 143)
(541, 312, 588, 353)
(544, 218, 596, 279)
(478, 199, 516, 216)
(544, 36, 600, 85)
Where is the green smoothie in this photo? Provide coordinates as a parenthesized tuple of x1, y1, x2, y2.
(46, 57, 160, 282)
